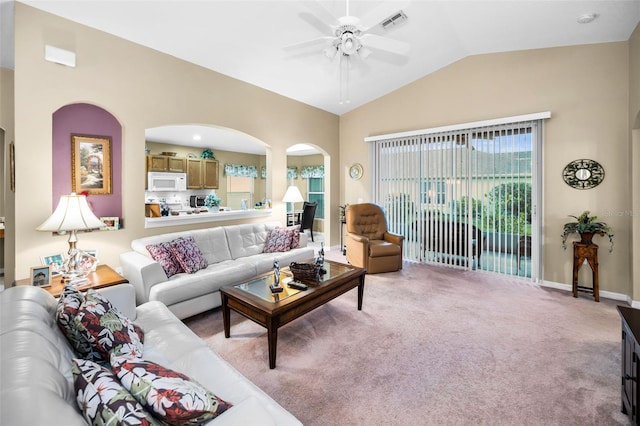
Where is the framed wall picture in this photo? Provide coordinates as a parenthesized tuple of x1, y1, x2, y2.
(71, 134, 112, 195)
(30, 265, 52, 288)
(41, 253, 65, 276)
(100, 217, 119, 231)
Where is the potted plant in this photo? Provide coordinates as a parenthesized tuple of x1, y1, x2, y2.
(561, 210, 614, 252)
(204, 193, 221, 212)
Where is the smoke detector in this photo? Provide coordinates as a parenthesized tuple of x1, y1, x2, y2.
(577, 13, 598, 24)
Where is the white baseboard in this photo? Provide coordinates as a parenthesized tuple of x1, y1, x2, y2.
(540, 279, 632, 306)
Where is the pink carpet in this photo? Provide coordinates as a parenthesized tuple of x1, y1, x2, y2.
(185, 252, 630, 425)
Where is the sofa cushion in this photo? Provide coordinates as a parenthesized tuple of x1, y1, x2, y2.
(74, 289, 144, 362)
(146, 242, 184, 278)
(72, 358, 162, 426)
(169, 237, 208, 274)
(263, 227, 294, 253)
(191, 227, 233, 265)
(225, 222, 277, 259)
(56, 285, 103, 363)
(111, 355, 232, 425)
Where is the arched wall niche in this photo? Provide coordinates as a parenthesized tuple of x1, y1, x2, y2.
(286, 143, 331, 240)
(52, 103, 123, 219)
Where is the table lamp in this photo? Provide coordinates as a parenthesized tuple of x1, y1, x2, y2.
(36, 193, 105, 282)
(282, 185, 304, 214)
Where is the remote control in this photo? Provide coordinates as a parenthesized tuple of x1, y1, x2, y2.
(288, 281, 308, 291)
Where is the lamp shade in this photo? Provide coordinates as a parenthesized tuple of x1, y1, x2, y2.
(282, 185, 304, 203)
(36, 193, 105, 232)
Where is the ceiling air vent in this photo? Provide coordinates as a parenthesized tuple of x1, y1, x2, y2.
(381, 11, 408, 29)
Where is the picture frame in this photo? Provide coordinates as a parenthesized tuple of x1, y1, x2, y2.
(78, 251, 99, 273)
(71, 134, 112, 195)
(41, 253, 65, 276)
(100, 216, 119, 231)
(83, 249, 99, 259)
(30, 265, 52, 288)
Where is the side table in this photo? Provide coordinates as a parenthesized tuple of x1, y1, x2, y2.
(16, 264, 128, 298)
(572, 242, 599, 302)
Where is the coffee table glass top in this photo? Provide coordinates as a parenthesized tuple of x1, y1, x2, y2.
(234, 261, 354, 303)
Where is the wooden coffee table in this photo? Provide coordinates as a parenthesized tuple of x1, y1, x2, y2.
(220, 259, 366, 369)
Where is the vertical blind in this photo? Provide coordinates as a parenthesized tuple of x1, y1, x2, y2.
(369, 114, 546, 280)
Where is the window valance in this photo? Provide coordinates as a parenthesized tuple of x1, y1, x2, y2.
(287, 167, 298, 179)
(224, 164, 258, 178)
(301, 165, 324, 178)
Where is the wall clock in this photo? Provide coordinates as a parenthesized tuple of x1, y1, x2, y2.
(349, 163, 363, 180)
(562, 159, 604, 189)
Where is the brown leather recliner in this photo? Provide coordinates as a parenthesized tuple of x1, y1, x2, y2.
(345, 203, 404, 274)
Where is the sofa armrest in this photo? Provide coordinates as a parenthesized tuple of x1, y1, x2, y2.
(298, 231, 308, 248)
(120, 251, 168, 305)
(97, 284, 137, 320)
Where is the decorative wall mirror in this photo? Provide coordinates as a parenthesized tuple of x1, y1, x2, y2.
(562, 159, 604, 189)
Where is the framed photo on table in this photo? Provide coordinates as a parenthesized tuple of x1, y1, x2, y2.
(30, 265, 52, 288)
(41, 253, 65, 276)
(100, 217, 119, 231)
(71, 134, 112, 195)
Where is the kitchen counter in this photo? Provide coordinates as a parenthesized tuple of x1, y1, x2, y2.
(144, 208, 273, 228)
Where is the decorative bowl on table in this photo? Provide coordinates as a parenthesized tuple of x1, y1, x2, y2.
(289, 262, 322, 282)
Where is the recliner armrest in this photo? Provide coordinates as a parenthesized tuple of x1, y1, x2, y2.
(346, 233, 369, 244)
(384, 232, 405, 246)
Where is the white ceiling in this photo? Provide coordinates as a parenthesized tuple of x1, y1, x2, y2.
(3, 0, 639, 152)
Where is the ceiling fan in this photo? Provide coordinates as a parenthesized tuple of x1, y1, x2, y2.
(285, 0, 411, 103)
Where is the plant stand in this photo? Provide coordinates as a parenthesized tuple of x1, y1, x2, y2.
(572, 241, 599, 302)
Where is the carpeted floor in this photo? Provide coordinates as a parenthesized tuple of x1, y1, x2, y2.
(184, 251, 631, 425)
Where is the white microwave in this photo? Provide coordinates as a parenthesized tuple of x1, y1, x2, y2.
(147, 172, 187, 191)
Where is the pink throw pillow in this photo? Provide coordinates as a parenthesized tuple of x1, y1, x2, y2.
(146, 242, 184, 277)
(289, 226, 300, 249)
(169, 236, 208, 274)
(263, 228, 293, 253)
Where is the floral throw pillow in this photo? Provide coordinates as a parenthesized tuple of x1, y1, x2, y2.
(74, 289, 144, 362)
(56, 285, 103, 362)
(72, 358, 162, 426)
(147, 242, 184, 278)
(169, 237, 208, 274)
(263, 228, 293, 253)
(111, 355, 233, 425)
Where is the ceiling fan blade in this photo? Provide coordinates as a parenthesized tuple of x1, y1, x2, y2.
(359, 2, 411, 32)
(298, 12, 335, 36)
(300, 1, 341, 28)
(284, 36, 335, 52)
(360, 34, 410, 56)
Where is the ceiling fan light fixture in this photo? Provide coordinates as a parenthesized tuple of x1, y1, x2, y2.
(324, 46, 338, 60)
(341, 32, 358, 55)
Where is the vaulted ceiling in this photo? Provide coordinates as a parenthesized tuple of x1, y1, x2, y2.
(7, 0, 640, 116)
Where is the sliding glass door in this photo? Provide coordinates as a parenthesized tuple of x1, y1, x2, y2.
(370, 117, 543, 280)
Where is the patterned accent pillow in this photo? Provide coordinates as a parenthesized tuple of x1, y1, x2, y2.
(56, 285, 102, 362)
(263, 228, 293, 253)
(169, 236, 208, 274)
(288, 226, 300, 249)
(111, 355, 233, 425)
(72, 358, 162, 426)
(146, 242, 184, 278)
(74, 289, 144, 362)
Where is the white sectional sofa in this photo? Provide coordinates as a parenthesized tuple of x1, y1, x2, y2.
(0, 284, 302, 425)
(120, 221, 314, 319)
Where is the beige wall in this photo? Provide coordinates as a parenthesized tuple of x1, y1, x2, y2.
(1, 68, 15, 282)
(630, 23, 640, 301)
(11, 4, 339, 282)
(341, 41, 632, 294)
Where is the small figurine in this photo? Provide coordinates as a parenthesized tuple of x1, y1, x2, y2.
(270, 258, 283, 293)
(316, 242, 325, 265)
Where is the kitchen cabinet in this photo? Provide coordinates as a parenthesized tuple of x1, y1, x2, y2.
(146, 155, 186, 173)
(187, 158, 219, 189)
